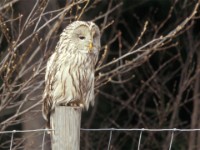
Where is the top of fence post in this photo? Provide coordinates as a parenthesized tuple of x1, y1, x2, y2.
(51, 106, 82, 150)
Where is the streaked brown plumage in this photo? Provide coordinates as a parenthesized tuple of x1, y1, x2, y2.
(42, 21, 101, 129)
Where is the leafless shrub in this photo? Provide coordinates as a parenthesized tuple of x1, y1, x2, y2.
(0, 0, 199, 149)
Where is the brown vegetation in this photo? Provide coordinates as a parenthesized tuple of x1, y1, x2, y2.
(0, 0, 200, 149)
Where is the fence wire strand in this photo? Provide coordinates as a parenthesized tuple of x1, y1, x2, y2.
(168, 129, 175, 150)
(1, 128, 200, 149)
(137, 128, 144, 150)
(1, 128, 200, 134)
(107, 129, 113, 150)
(9, 130, 15, 150)
(42, 130, 46, 150)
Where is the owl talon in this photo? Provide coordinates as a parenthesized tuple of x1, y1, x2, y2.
(79, 103, 84, 107)
(68, 101, 84, 108)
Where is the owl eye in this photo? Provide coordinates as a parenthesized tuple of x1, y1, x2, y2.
(79, 35, 85, 40)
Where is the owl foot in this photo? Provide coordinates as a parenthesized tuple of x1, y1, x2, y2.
(68, 100, 84, 108)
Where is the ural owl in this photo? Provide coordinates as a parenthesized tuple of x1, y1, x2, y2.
(42, 21, 101, 129)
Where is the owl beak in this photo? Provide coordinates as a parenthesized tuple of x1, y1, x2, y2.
(88, 42, 93, 53)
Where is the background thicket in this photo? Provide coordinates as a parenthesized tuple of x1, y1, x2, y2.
(0, 0, 200, 149)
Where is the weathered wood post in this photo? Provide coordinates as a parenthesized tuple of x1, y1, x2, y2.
(51, 106, 82, 150)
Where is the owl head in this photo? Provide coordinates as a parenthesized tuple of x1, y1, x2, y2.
(58, 21, 101, 56)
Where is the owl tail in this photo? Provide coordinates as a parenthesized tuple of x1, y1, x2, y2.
(46, 112, 51, 133)
(42, 105, 53, 134)
(44, 112, 55, 136)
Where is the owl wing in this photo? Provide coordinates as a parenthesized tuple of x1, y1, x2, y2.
(42, 52, 57, 125)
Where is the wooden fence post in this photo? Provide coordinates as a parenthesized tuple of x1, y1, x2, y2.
(51, 106, 82, 150)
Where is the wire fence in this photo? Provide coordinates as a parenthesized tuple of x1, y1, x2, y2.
(1, 128, 200, 150)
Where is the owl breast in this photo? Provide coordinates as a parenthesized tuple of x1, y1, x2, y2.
(51, 52, 96, 109)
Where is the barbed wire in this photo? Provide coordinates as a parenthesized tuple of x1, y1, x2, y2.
(1, 128, 200, 150)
